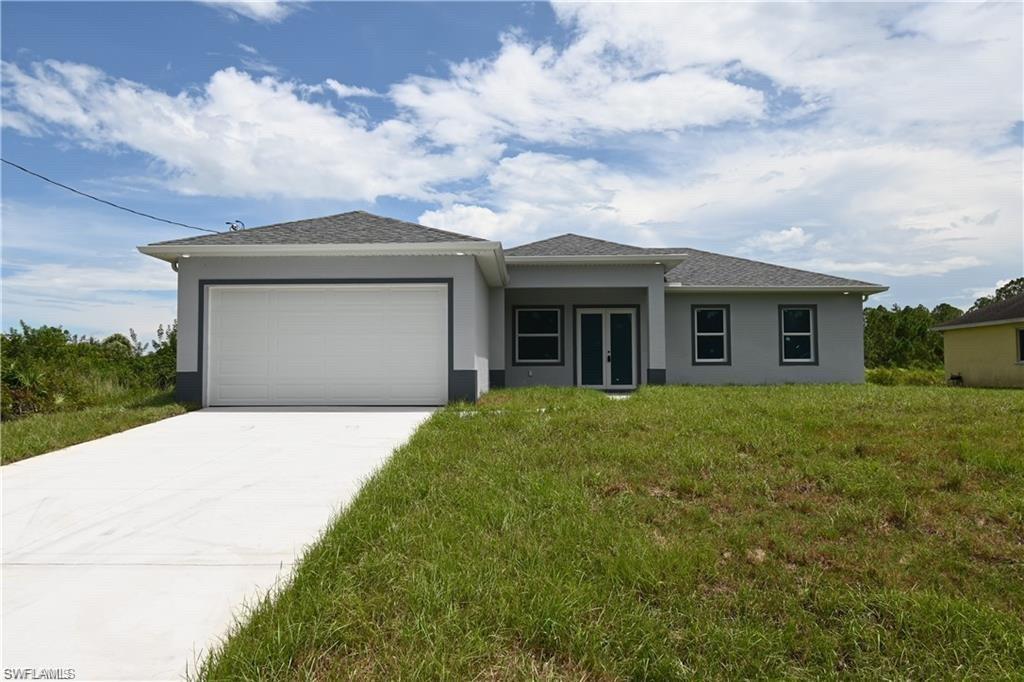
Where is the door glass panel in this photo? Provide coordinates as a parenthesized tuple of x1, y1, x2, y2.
(609, 313, 633, 386)
(580, 313, 603, 386)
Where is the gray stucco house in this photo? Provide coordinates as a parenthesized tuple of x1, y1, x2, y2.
(139, 211, 887, 406)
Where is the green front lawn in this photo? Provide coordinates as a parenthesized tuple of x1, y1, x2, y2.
(1, 388, 194, 464)
(200, 385, 1024, 680)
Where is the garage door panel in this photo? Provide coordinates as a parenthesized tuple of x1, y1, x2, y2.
(207, 284, 447, 406)
(215, 383, 271, 402)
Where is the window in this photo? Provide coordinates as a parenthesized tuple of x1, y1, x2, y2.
(1017, 329, 1024, 363)
(515, 307, 562, 364)
(779, 305, 818, 364)
(692, 305, 730, 364)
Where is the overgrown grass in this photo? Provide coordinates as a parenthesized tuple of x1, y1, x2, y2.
(199, 385, 1024, 680)
(1, 388, 194, 464)
(866, 367, 948, 386)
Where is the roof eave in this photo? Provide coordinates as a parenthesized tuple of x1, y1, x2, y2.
(506, 254, 686, 269)
(932, 316, 1024, 332)
(137, 241, 509, 286)
(666, 284, 889, 294)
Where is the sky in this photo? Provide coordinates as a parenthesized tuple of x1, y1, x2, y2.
(2, 1, 1022, 341)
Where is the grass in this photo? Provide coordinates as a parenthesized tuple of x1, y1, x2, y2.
(199, 385, 1024, 680)
(1, 388, 194, 464)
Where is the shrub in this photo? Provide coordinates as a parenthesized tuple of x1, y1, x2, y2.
(0, 321, 177, 419)
(866, 367, 947, 386)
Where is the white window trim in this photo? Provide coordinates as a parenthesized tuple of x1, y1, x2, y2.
(515, 307, 562, 364)
(781, 306, 817, 364)
(693, 305, 730, 364)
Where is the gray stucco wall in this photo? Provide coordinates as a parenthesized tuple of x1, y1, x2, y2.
(472, 264, 490, 397)
(174, 255, 486, 401)
(665, 292, 866, 384)
(503, 264, 665, 388)
(504, 287, 649, 387)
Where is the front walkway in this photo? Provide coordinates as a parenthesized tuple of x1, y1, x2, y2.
(2, 407, 433, 680)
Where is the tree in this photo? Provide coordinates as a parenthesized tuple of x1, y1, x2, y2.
(863, 303, 962, 369)
(970, 277, 1024, 311)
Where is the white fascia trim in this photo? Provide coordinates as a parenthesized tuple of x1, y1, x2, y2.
(137, 241, 509, 285)
(932, 316, 1024, 332)
(507, 254, 686, 269)
(666, 284, 889, 294)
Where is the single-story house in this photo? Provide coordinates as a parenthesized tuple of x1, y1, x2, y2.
(932, 294, 1024, 388)
(138, 211, 887, 406)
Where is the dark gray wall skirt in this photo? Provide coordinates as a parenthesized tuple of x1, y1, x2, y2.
(488, 369, 506, 389)
(451, 370, 478, 402)
(647, 369, 666, 385)
(175, 371, 202, 404)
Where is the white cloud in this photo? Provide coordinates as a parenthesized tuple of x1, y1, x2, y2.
(239, 56, 281, 76)
(392, 35, 765, 145)
(2, 258, 176, 340)
(324, 78, 383, 99)
(741, 227, 812, 254)
(200, 1, 299, 24)
(237, 43, 258, 55)
(552, 2, 1023, 146)
(2, 61, 500, 201)
(1, 109, 43, 135)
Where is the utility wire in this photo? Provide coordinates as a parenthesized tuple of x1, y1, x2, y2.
(1, 158, 219, 233)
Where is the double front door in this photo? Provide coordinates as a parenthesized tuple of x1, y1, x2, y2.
(576, 308, 637, 389)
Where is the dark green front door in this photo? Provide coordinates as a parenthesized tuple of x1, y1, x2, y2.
(577, 309, 636, 388)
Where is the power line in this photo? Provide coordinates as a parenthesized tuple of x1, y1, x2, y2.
(1, 158, 219, 234)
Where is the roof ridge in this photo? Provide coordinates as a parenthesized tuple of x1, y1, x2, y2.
(149, 210, 484, 246)
(509, 232, 645, 252)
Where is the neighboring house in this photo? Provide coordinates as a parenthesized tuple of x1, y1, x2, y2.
(138, 211, 887, 406)
(932, 294, 1024, 388)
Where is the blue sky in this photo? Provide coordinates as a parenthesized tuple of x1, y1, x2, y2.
(2, 1, 1022, 341)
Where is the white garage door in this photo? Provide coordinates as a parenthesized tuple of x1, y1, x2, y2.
(206, 284, 448, 406)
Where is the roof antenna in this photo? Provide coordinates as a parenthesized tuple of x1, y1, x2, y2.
(226, 220, 245, 231)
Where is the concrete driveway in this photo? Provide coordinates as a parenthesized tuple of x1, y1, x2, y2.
(1, 407, 433, 681)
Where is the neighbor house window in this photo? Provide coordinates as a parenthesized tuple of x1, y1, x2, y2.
(779, 305, 818, 364)
(692, 305, 730, 364)
(1017, 328, 1024, 363)
(515, 307, 562, 364)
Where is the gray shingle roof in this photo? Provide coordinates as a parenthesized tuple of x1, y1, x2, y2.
(933, 293, 1024, 329)
(150, 211, 485, 246)
(507, 233, 882, 288)
(505, 233, 650, 256)
(662, 248, 882, 289)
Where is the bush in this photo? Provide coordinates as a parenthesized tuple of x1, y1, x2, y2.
(866, 367, 947, 386)
(0, 321, 177, 420)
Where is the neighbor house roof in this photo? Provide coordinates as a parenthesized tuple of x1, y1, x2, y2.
(150, 211, 485, 246)
(932, 294, 1024, 331)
